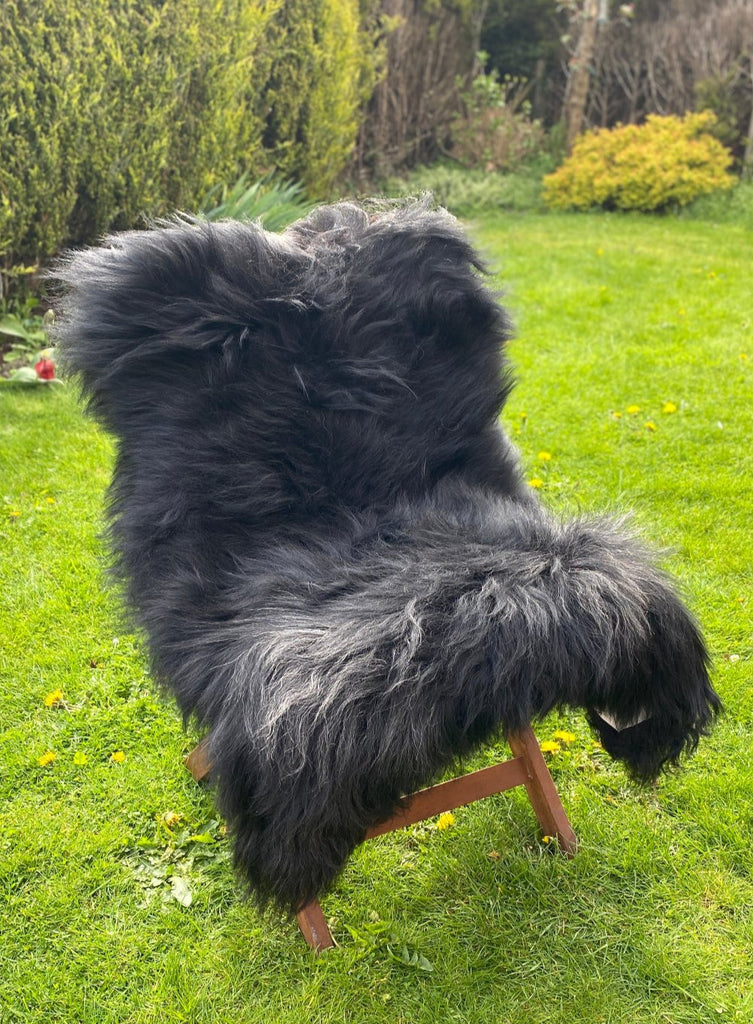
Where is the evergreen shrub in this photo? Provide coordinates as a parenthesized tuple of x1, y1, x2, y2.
(0, 0, 378, 297)
(543, 112, 735, 212)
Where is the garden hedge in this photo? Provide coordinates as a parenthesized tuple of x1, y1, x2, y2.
(0, 0, 379, 295)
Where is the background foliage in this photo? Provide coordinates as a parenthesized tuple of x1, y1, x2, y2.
(0, 0, 378, 295)
(543, 113, 735, 212)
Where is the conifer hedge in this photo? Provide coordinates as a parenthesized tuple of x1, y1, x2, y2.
(0, 0, 379, 293)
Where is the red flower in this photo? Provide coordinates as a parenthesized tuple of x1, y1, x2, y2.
(34, 357, 55, 380)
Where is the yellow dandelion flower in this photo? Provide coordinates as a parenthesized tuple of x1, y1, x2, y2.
(644, 421, 657, 432)
(537, 451, 552, 462)
(739, 353, 747, 361)
(73, 751, 88, 766)
(553, 730, 576, 744)
(540, 740, 561, 754)
(110, 750, 126, 763)
(38, 751, 57, 767)
(436, 812, 456, 830)
(160, 811, 183, 828)
(43, 688, 64, 708)
(596, 247, 603, 256)
(46, 497, 56, 505)
(542, 835, 552, 844)
(662, 402, 677, 414)
(9, 509, 21, 519)
(528, 477, 544, 489)
(626, 404, 641, 415)
(611, 411, 623, 420)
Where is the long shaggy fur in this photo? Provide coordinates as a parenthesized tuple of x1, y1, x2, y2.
(53, 200, 720, 912)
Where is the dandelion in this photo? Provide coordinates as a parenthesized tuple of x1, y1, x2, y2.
(160, 811, 183, 828)
(553, 730, 576, 744)
(43, 688, 64, 708)
(9, 509, 21, 519)
(110, 750, 126, 763)
(739, 353, 747, 362)
(596, 247, 604, 256)
(542, 835, 553, 844)
(537, 451, 552, 462)
(73, 751, 88, 766)
(626, 404, 641, 415)
(611, 411, 623, 420)
(528, 477, 544, 489)
(38, 751, 57, 767)
(540, 740, 561, 754)
(644, 421, 657, 432)
(46, 497, 56, 505)
(662, 402, 677, 414)
(435, 812, 456, 830)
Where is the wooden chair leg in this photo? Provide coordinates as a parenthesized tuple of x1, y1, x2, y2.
(185, 737, 212, 782)
(296, 900, 336, 951)
(184, 723, 576, 952)
(508, 725, 578, 855)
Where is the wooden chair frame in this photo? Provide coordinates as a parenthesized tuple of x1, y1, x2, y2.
(185, 724, 576, 951)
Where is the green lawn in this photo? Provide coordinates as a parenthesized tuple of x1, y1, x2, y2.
(1, 211, 751, 1023)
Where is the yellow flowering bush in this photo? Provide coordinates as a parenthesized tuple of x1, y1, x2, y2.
(543, 112, 734, 212)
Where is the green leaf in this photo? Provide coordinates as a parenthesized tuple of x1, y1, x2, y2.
(169, 875, 192, 907)
(0, 315, 32, 340)
(5, 367, 39, 384)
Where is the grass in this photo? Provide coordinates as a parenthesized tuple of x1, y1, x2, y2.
(1, 210, 752, 1023)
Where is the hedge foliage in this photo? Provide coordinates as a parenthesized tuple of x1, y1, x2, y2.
(543, 112, 735, 212)
(0, 0, 379, 292)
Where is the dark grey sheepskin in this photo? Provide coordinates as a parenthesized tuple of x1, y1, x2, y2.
(53, 200, 720, 912)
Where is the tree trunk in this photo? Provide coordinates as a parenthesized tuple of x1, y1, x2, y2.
(565, 0, 600, 153)
(744, 61, 753, 176)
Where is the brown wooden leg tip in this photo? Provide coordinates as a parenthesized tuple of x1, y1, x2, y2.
(185, 739, 212, 783)
(297, 901, 336, 952)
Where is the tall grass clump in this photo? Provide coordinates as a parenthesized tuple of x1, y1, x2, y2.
(679, 177, 753, 229)
(385, 163, 546, 217)
(198, 175, 314, 231)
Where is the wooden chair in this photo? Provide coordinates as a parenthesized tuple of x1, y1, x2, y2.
(185, 724, 576, 951)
